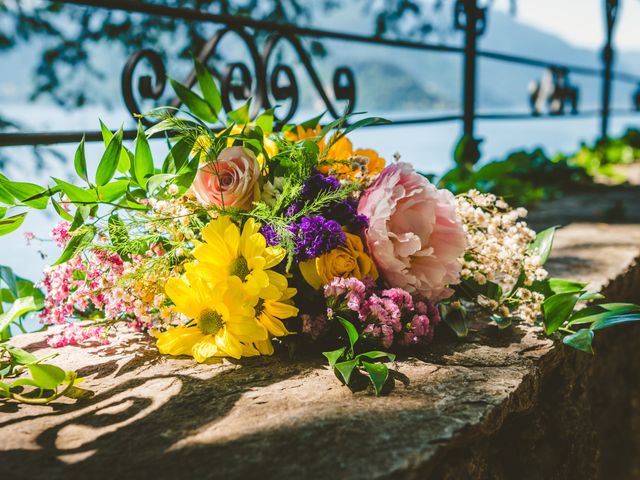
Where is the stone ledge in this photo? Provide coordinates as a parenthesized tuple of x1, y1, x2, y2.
(1, 223, 639, 479)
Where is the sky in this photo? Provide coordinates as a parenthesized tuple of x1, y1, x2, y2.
(493, 0, 640, 50)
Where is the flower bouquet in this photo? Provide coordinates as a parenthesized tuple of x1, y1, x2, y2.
(1, 59, 639, 400)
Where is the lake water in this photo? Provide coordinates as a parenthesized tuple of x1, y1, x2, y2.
(1, 109, 639, 285)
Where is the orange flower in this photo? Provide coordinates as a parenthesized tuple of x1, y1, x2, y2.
(286, 123, 386, 183)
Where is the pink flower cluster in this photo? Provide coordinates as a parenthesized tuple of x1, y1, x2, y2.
(39, 222, 165, 347)
(47, 323, 107, 348)
(323, 277, 441, 348)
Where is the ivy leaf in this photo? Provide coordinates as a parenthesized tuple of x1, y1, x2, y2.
(74, 135, 88, 182)
(0, 296, 37, 333)
(322, 347, 346, 369)
(0, 213, 27, 236)
(95, 127, 123, 186)
(490, 314, 512, 329)
(362, 361, 389, 396)
(356, 351, 396, 362)
(0, 265, 17, 295)
(528, 226, 557, 265)
(441, 303, 468, 337)
(542, 291, 581, 335)
(51, 225, 96, 267)
(5, 344, 37, 365)
(194, 58, 222, 117)
(562, 329, 594, 354)
(548, 278, 588, 294)
(591, 313, 640, 331)
(334, 359, 358, 385)
(170, 78, 217, 123)
(133, 121, 154, 188)
(337, 317, 359, 355)
(27, 363, 66, 390)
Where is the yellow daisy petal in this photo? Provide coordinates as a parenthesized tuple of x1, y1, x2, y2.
(191, 336, 219, 363)
(224, 223, 241, 257)
(165, 277, 201, 319)
(216, 329, 243, 359)
(156, 326, 203, 357)
(258, 312, 290, 337)
(254, 339, 275, 356)
(265, 300, 299, 320)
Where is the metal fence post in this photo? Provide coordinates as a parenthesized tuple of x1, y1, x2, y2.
(455, 0, 486, 163)
(601, 0, 619, 144)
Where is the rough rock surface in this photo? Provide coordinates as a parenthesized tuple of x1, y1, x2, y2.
(1, 222, 639, 480)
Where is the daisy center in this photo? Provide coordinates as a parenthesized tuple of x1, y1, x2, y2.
(229, 256, 250, 281)
(198, 309, 224, 335)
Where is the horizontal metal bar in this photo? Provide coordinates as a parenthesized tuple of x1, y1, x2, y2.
(52, 0, 640, 83)
(2, 108, 637, 147)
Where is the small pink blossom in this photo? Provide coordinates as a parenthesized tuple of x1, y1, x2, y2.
(23, 231, 35, 245)
(51, 221, 71, 247)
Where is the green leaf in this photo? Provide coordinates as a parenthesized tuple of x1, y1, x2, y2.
(69, 205, 91, 232)
(341, 116, 391, 137)
(27, 363, 66, 390)
(52, 177, 98, 204)
(441, 304, 468, 337)
(194, 59, 222, 116)
(146, 174, 177, 194)
(0, 206, 6, 219)
(356, 350, 396, 362)
(145, 119, 176, 138)
(548, 278, 588, 294)
(100, 120, 131, 174)
(97, 179, 129, 203)
(51, 198, 74, 221)
(255, 108, 275, 134)
(0, 178, 48, 209)
(334, 359, 358, 385)
(5, 345, 37, 365)
(162, 138, 192, 174)
(227, 99, 251, 125)
(174, 154, 201, 194)
(108, 214, 129, 254)
(0, 296, 37, 333)
(51, 225, 96, 267)
(490, 314, 512, 329)
(337, 317, 359, 355)
(64, 385, 94, 399)
(528, 227, 557, 265)
(463, 278, 502, 301)
(542, 291, 581, 334)
(170, 78, 217, 123)
(600, 303, 640, 311)
(133, 121, 154, 188)
(0, 184, 13, 205)
(591, 313, 640, 331)
(0, 213, 27, 236)
(95, 127, 123, 186)
(578, 292, 605, 301)
(322, 347, 346, 368)
(74, 135, 88, 182)
(563, 329, 594, 354)
(362, 361, 389, 396)
(0, 265, 17, 295)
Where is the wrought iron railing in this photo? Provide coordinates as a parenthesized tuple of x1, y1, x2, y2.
(0, 0, 638, 160)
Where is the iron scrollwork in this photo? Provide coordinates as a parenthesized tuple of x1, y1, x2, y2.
(529, 67, 579, 116)
(121, 27, 356, 127)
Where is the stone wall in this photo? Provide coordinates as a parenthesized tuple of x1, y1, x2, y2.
(1, 221, 639, 479)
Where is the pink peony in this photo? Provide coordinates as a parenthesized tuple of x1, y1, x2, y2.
(357, 162, 466, 301)
(192, 146, 260, 210)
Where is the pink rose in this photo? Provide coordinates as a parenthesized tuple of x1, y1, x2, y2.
(358, 162, 466, 301)
(192, 146, 260, 210)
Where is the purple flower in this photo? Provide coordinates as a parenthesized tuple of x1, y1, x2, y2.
(289, 215, 346, 261)
(324, 197, 368, 232)
(259, 224, 281, 247)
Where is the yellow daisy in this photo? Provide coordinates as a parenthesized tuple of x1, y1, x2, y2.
(156, 272, 267, 362)
(193, 217, 287, 300)
(241, 287, 299, 357)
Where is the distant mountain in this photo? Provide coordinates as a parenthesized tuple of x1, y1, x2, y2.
(1, 5, 639, 120)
